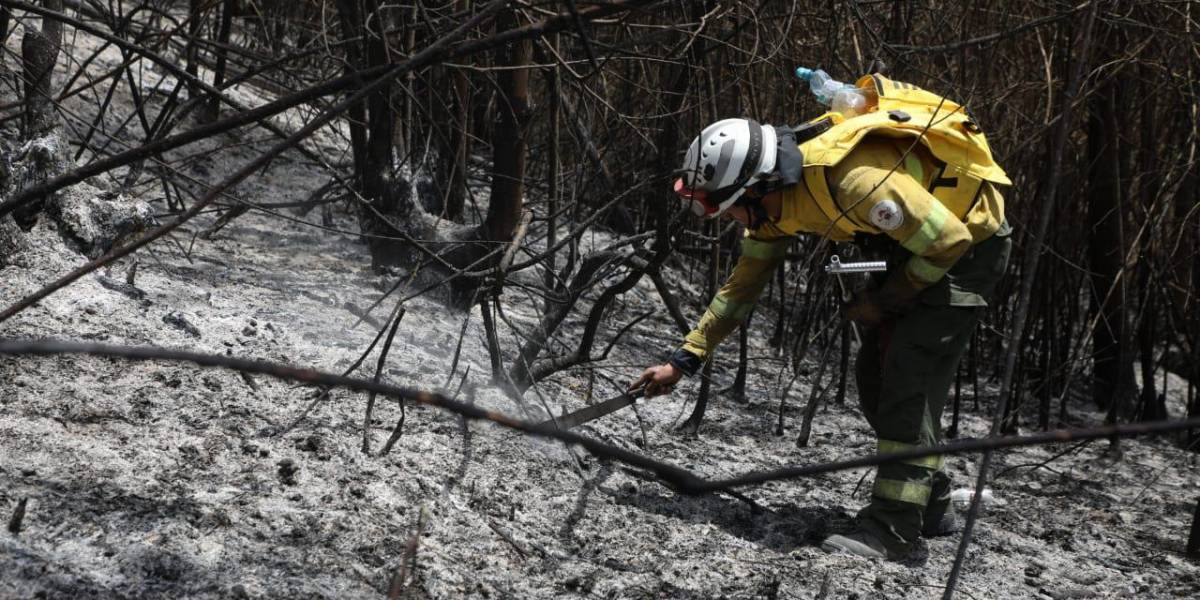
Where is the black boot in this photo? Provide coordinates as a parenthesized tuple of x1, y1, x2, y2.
(921, 511, 961, 537)
(921, 470, 956, 537)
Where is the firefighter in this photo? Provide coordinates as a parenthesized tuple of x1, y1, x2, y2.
(631, 75, 1013, 559)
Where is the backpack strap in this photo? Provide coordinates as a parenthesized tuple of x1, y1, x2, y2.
(791, 116, 836, 144)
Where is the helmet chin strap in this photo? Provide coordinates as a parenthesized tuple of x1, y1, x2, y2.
(751, 199, 774, 229)
(747, 201, 770, 229)
(734, 195, 771, 229)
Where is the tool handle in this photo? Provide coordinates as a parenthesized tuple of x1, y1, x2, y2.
(826, 255, 888, 274)
(832, 272, 864, 346)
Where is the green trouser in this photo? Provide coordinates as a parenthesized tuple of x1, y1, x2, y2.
(855, 224, 1012, 555)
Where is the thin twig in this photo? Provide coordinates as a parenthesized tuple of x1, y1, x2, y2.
(363, 308, 406, 454)
(387, 505, 430, 600)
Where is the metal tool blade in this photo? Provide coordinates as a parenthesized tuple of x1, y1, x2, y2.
(535, 389, 645, 431)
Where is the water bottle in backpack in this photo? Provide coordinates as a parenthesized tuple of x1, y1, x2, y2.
(795, 67, 875, 118)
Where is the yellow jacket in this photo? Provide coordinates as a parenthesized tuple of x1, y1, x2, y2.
(680, 133, 1007, 364)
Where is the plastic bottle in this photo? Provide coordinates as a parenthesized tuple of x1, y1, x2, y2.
(831, 87, 868, 116)
(794, 67, 874, 118)
(795, 67, 840, 105)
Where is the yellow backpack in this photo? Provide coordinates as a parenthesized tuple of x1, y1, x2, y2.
(796, 74, 1010, 236)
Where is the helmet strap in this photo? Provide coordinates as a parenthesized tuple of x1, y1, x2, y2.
(748, 202, 770, 229)
(733, 194, 771, 229)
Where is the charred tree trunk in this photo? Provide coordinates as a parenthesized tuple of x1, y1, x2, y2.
(797, 331, 835, 447)
(835, 319, 850, 405)
(397, 4, 418, 161)
(448, 62, 470, 222)
(435, 0, 472, 225)
(542, 33, 560, 299)
(336, 0, 408, 268)
(729, 312, 750, 404)
(185, 0, 203, 100)
(2, 0, 152, 266)
(770, 267, 787, 347)
(679, 219, 721, 435)
(362, 0, 396, 227)
(728, 237, 749, 404)
(481, 9, 529, 243)
(0, 6, 9, 47)
(1184, 108, 1200, 449)
(1136, 88, 1166, 421)
(12, 0, 64, 229)
(1038, 277, 1056, 430)
(1136, 265, 1165, 420)
(335, 0, 370, 189)
(202, 0, 236, 122)
(1086, 76, 1134, 418)
(437, 7, 532, 299)
(21, 0, 62, 141)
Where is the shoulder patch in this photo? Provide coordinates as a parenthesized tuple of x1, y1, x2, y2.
(869, 199, 904, 231)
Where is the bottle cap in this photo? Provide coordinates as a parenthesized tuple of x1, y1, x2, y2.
(794, 67, 813, 81)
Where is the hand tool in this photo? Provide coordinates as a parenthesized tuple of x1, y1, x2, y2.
(535, 388, 647, 431)
(825, 254, 888, 344)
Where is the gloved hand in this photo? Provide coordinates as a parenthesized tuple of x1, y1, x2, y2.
(878, 272, 922, 313)
(845, 274, 923, 327)
(630, 363, 684, 397)
(844, 289, 887, 328)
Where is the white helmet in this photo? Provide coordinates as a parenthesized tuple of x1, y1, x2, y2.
(674, 118, 778, 217)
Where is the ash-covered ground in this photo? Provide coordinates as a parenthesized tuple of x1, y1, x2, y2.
(4, 160, 1200, 599)
(3, 28, 1200, 600)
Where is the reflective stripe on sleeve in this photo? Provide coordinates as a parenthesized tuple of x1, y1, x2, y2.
(873, 478, 932, 505)
(906, 256, 950, 284)
(900, 201, 950, 255)
(708, 294, 755, 320)
(904, 153, 924, 185)
(877, 439, 945, 470)
(741, 238, 788, 260)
